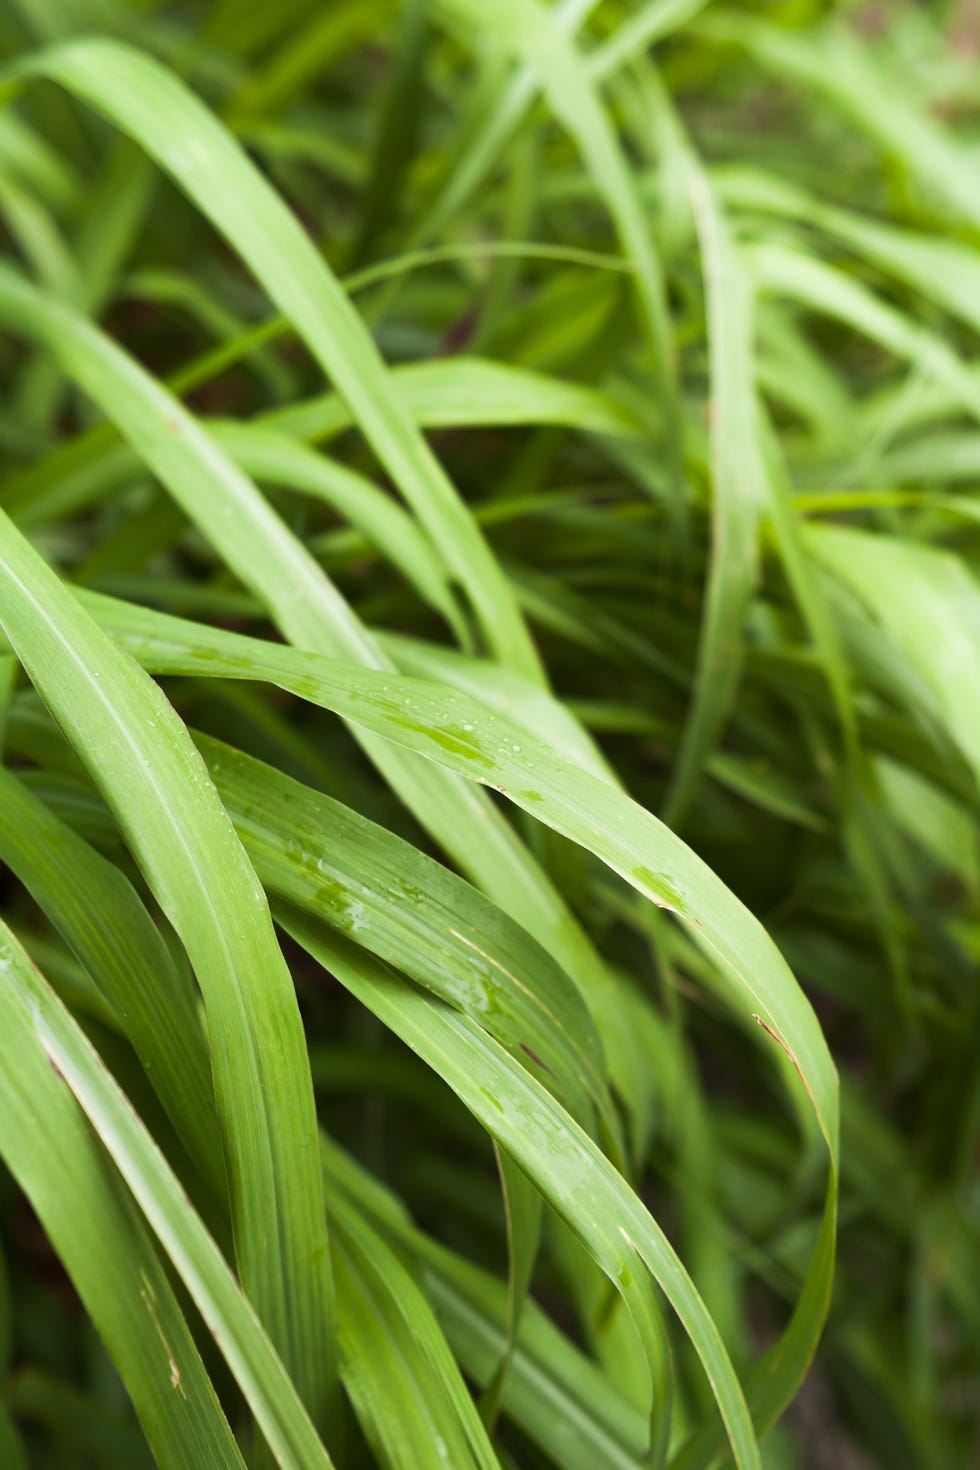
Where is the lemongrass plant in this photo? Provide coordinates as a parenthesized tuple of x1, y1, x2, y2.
(0, 1, 976, 1467)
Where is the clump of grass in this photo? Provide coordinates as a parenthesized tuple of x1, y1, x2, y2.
(0, 2, 977, 1467)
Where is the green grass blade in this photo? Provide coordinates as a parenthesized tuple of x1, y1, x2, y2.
(663, 162, 760, 826)
(331, 1193, 501, 1470)
(409, 0, 599, 242)
(718, 165, 980, 343)
(195, 731, 614, 1137)
(0, 764, 223, 1186)
(0, 921, 249, 1470)
(223, 0, 396, 120)
(377, 632, 615, 781)
(209, 421, 465, 638)
(0, 261, 642, 1142)
(348, 0, 427, 267)
(480, 1150, 543, 1432)
(0, 512, 335, 1431)
(0, 920, 337, 1470)
(588, 0, 710, 80)
(0, 110, 82, 210)
(85, 592, 838, 1156)
(747, 244, 980, 427)
(702, 13, 980, 232)
(324, 1138, 650, 1469)
(4, 36, 542, 677)
(437, 0, 678, 465)
(262, 356, 644, 442)
(285, 921, 754, 1470)
(807, 526, 980, 791)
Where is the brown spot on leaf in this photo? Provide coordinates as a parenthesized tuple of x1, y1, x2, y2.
(519, 1043, 554, 1077)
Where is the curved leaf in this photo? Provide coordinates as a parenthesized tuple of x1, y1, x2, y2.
(0, 508, 335, 1428)
(2, 36, 541, 677)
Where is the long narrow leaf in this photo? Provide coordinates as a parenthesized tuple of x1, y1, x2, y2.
(0, 509, 335, 1428)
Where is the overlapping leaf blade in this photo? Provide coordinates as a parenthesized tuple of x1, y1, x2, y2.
(0, 507, 335, 1430)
